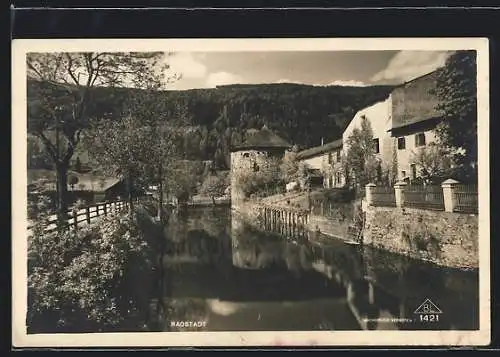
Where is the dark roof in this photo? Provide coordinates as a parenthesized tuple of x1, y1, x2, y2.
(306, 168, 323, 177)
(389, 69, 446, 131)
(296, 139, 343, 160)
(231, 126, 291, 151)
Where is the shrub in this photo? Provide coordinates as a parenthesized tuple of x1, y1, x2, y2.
(70, 198, 87, 210)
(234, 169, 284, 198)
(199, 173, 228, 203)
(27, 211, 151, 333)
(27, 190, 55, 221)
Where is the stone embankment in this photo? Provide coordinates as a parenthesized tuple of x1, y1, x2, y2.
(363, 205, 478, 270)
(232, 194, 479, 270)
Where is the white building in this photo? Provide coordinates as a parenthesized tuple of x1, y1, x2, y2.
(296, 138, 344, 188)
(342, 96, 394, 183)
(386, 70, 445, 182)
(338, 69, 451, 185)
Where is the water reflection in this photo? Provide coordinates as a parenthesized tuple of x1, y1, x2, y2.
(147, 207, 479, 331)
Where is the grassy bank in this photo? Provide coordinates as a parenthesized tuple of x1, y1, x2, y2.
(27, 210, 155, 333)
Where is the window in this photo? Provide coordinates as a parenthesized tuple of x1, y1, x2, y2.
(253, 162, 259, 172)
(397, 137, 406, 150)
(401, 170, 406, 178)
(410, 164, 417, 180)
(328, 153, 333, 164)
(415, 133, 426, 147)
(336, 150, 341, 162)
(243, 153, 250, 158)
(373, 138, 380, 153)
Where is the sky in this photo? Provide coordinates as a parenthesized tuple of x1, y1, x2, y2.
(164, 50, 454, 90)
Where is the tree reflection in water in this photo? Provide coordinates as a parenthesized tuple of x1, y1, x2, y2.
(145, 207, 479, 332)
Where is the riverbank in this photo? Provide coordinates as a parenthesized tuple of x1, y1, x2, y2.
(231, 197, 478, 270)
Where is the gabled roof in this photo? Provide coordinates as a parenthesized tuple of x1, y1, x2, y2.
(75, 177, 122, 192)
(231, 125, 291, 152)
(389, 69, 446, 131)
(296, 138, 343, 161)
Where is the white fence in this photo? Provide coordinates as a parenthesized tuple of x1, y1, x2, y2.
(28, 199, 129, 235)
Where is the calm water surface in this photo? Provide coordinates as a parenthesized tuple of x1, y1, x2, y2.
(147, 206, 479, 331)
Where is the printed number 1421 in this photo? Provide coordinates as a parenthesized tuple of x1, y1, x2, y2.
(420, 314, 439, 322)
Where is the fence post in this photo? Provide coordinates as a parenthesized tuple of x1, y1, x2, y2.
(72, 209, 78, 231)
(86, 206, 91, 224)
(368, 281, 375, 305)
(442, 178, 460, 213)
(394, 181, 407, 208)
(365, 183, 376, 206)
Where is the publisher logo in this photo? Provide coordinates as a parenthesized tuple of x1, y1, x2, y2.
(414, 298, 442, 323)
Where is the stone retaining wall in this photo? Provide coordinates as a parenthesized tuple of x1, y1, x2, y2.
(232, 197, 479, 270)
(363, 205, 478, 269)
(308, 215, 351, 240)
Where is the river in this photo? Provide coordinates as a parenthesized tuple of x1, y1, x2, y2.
(146, 206, 479, 332)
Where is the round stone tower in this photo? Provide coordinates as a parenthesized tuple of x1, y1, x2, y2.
(230, 125, 291, 206)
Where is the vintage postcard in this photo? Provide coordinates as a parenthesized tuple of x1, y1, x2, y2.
(12, 38, 490, 347)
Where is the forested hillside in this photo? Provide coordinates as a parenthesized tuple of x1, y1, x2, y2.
(28, 80, 394, 170)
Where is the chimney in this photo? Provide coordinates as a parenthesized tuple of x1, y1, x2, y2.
(321, 137, 324, 146)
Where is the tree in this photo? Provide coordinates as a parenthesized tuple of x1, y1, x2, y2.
(200, 173, 228, 205)
(323, 151, 350, 188)
(345, 115, 378, 187)
(410, 143, 453, 184)
(296, 161, 310, 189)
(27, 135, 52, 169)
(389, 138, 399, 185)
(123, 84, 183, 220)
(433, 50, 477, 182)
(163, 160, 200, 203)
(27, 52, 169, 224)
(279, 146, 300, 182)
(85, 115, 154, 212)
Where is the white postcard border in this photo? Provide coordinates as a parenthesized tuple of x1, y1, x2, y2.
(12, 38, 491, 347)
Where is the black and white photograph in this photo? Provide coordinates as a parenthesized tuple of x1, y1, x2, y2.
(12, 38, 490, 347)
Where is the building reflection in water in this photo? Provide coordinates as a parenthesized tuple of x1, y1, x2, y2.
(147, 207, 479, 332)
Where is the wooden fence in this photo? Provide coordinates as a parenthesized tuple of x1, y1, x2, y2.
(28, 199, 130, 235)
(311, 199, 332, 217)
(261, 205, 310, 239)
